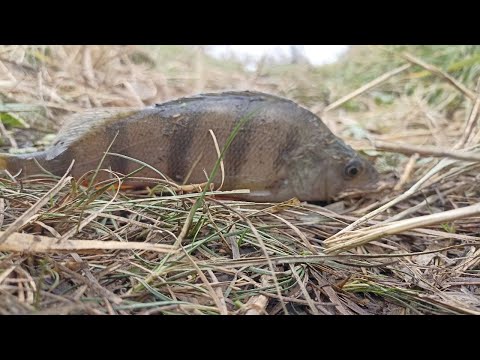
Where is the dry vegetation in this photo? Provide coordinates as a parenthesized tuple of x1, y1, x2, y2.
(0, 45, 479, 315)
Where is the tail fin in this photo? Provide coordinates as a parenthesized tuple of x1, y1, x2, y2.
(0, 152, 29, 174)
(1, 151, 51, 177)
(0, 153, 12, 171)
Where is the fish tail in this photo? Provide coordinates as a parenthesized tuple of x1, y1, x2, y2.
(0, 153, 15, 171)
(1, 151, 54, 177)
(0, 152, 39, 175)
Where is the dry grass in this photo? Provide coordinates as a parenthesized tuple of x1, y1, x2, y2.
(0, 45, 479, 315)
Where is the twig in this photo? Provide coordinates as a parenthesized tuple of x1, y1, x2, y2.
(321, 64, 411, 113)
(325, 202, 480, 254)
(244, 275, 270, 315)
(0, 121, 18, 148)
(456, 77, 480, 148)
(0, 232, 176, 253)
(0, 198, 4, 228)
(394, 153, 419, 191)
(375, 141, 480, 162)
(386, 185, 459, 222)
(207, 269, 229, 315)
(81, 46, 97, 88)
(401, 52, 476, 101)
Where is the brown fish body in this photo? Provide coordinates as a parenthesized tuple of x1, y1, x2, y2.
(0, 91, 378, 201)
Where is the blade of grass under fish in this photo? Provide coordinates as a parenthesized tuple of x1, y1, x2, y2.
(106, 152, 179, 193)
(87, 130, 120, 189)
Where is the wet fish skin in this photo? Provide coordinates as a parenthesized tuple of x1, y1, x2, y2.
(0, 91, 379, 201)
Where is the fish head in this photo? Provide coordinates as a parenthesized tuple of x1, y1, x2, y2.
(290, 141, 379, 201)
(323, 152, 379, 199)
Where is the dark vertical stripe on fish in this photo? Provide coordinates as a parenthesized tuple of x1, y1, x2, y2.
(108, 125, 130, 176)
(167, 116, 196, 182)
(224, 112, 257, 184)
(273, 127, 301, 170)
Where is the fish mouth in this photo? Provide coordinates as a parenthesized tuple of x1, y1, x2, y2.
(336, 178, 395, 199)
(335, 188, 376, 200)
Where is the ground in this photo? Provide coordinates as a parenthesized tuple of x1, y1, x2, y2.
(0, 45, 479, 314)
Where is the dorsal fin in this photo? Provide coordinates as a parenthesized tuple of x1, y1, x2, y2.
(46, 107, 140, 160)
(154, 90, 297, 108)
(55, 107, 140, 140)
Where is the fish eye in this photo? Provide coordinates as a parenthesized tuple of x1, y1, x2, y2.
(344, 158, 364, 178)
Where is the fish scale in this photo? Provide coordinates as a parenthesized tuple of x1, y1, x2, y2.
(0, 91, 379, 201)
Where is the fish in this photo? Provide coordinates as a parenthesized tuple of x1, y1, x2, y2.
(0, 91, 379, 202)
